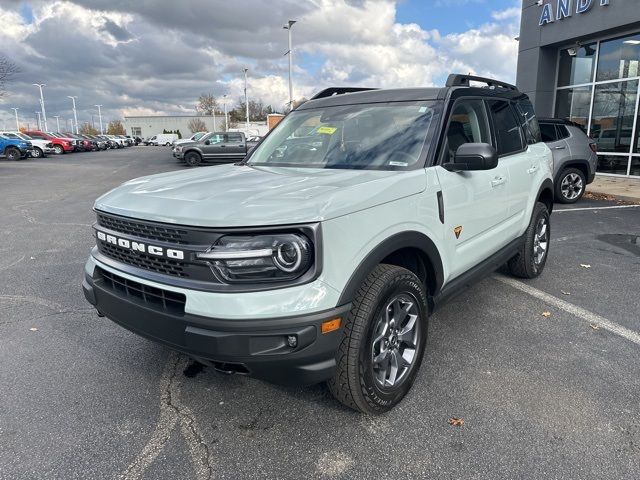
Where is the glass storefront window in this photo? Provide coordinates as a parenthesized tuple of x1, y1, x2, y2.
(597, 34, 640, 82)
(597, 155, 630, 175)
(558, 44, 597, 87)
(555, 86, 592, 130)
(590, 80, 638, 153)
(630, 157, 640, 176)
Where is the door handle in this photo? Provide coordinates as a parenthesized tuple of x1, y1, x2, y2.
(553, 146, 566, 150)
(527, 165, 539, 174)
(491, 176, 506, 187)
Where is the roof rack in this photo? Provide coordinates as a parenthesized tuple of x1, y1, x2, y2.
(310, 87, 379, 100)
(445, 74, 518, 91)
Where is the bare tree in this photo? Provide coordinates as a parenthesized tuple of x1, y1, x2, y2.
(187, 118, 207, 133)
(0, 56, 20, 98)
(196, 93, 219, 116)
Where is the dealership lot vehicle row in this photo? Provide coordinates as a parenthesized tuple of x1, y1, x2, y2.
(1, 147, 639, 480)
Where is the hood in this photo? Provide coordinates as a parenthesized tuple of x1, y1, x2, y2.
(95, 164, 427, 227)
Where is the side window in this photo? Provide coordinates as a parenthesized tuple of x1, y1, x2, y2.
(442, 99, 491, 163)
(539, 123, 558, 142)
(515, 98, 541, 144)
(488, 100, 524, 156)
(226, 133, 243, 143)
(556, 125, 570, 140)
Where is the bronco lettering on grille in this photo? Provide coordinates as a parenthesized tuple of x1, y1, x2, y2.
(96, 230, 185, 260)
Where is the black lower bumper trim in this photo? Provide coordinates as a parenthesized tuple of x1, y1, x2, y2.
(83, 271, 350, 386)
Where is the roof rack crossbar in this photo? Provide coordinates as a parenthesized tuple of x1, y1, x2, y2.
(310, 87, 379, 100)
(446, 74, 518, 91)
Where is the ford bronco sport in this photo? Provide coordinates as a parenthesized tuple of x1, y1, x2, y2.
(83, 75, 554, 414)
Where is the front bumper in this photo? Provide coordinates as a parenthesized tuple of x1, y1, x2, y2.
(82, 264, 349, 386)
(174, 151, 185, 159)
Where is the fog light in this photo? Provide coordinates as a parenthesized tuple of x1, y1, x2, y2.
(287, 335, 297, 348)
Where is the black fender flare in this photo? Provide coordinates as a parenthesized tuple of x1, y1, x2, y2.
(554, 160, 592, 184)
(535, 178, 554, 213)
(337, 231, 444, 305)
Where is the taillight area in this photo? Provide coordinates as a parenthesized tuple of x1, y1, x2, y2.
(589, 143, 597, 153)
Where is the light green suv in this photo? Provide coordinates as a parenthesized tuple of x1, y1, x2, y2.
(83, 75, 554, 414)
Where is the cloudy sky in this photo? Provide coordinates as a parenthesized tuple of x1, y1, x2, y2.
(0, 0, 521, 130)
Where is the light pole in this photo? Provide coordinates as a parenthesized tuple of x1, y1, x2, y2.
(68, 96, 79, 134)
(243, 68, 250, 133)
(94, 105, 103, 134)
(223, 94, 228, 131)
(53, 115, 61, 132)
(11, 108, 19, 130)
(33, 83, 48, 131)
(283, 20, 297, 109)
(35, 111, 42, 130)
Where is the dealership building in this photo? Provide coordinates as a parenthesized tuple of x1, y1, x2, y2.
(517, 0, 640, 177)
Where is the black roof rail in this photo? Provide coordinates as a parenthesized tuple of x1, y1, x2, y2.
(310, 87, 379, 100)
(446, 74, 518, 91)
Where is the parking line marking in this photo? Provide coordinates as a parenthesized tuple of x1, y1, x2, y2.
(555, 205, 640, 212)
(494, 275, 640, 347)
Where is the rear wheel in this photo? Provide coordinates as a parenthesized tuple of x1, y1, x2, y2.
(53, 145, 64, 155)
(6, 147, 22, 161)
(184, 151, 202, 167)
(328, 264, 428, 414)
(507, 202, 550, 279)
(555, 167, 586, 204)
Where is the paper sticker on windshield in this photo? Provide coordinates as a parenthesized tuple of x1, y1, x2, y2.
(317, 126, 337, 135)
(418, 106, 428, 113)
(389, 161, 409, 167)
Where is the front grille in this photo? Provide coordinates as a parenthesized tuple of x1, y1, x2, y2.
(100, 242, 188, 277)
(96, 267, 186, 315)
(97, 213, 189, 244)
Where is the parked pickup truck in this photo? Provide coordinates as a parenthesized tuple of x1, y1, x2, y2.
(24, 131, 74, 154)
(0, 131, 54, 158)
(174, 131, 259, 166)
(0, 133, 33, 160)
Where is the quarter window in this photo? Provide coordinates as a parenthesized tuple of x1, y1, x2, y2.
(488, 101, 524, 156)
(540, 123, 558, 142)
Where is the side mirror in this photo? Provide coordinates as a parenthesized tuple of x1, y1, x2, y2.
(443, 143, 498, 171)
(204, 139, 210, 145)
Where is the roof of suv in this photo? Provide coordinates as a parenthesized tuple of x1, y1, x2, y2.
(297, 74, 528, 110)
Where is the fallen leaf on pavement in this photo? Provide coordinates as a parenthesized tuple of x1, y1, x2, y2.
(561, 290, 571, 296)
(580, 264, 591, 268)
(542, 311, 552, 317)
(448, 417, 464, 427)
(29, 327, 38, 332)
(590, 324, 600, 330)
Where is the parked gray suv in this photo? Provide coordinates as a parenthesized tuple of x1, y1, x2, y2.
(539, 118, 598, 204)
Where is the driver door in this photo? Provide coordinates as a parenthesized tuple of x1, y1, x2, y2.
(434, 98, 511, 280)
(202, 133, 225, 160)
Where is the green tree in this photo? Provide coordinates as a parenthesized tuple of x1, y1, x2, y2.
(107, 120, 126, 135)
(176, 129, 182, 139)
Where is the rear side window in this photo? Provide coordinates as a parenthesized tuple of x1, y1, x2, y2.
(488, 100, 524, 156)
(227, 133, 244, 143)
(540, 123, 558, 142)
(515, 98, 541, 144)
(556, 125, 570, 140)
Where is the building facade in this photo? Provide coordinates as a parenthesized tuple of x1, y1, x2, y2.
(517, 0, 640, 177)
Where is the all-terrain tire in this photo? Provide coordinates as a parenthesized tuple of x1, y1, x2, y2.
(328, 264, 428, 414)
(507, 202, 550, 279)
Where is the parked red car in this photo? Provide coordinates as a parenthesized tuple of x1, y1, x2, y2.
(24, 131, 74, 154)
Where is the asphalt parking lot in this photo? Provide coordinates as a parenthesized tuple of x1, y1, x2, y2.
(1, 147, 639, 480)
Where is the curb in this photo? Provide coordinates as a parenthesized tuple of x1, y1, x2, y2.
(586, 188, 640, 204)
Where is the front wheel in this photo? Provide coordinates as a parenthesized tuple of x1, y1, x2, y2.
(184, 151, 202, 167)
(53, 145, 64, 155)
(31, 147, 44, 158)
(6, 147, 22, 161)
(328, 264, 428, 414)
(507, 202, 550, 279)
(555, 168, 586, 204)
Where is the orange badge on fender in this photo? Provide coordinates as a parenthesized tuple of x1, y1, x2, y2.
(454, 226, 463, 239)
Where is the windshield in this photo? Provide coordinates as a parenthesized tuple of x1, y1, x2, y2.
(2, 133, 20, 139)
(247, 101, 439, 170)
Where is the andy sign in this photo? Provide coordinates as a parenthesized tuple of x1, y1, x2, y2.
(540, 0, 610, 26)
